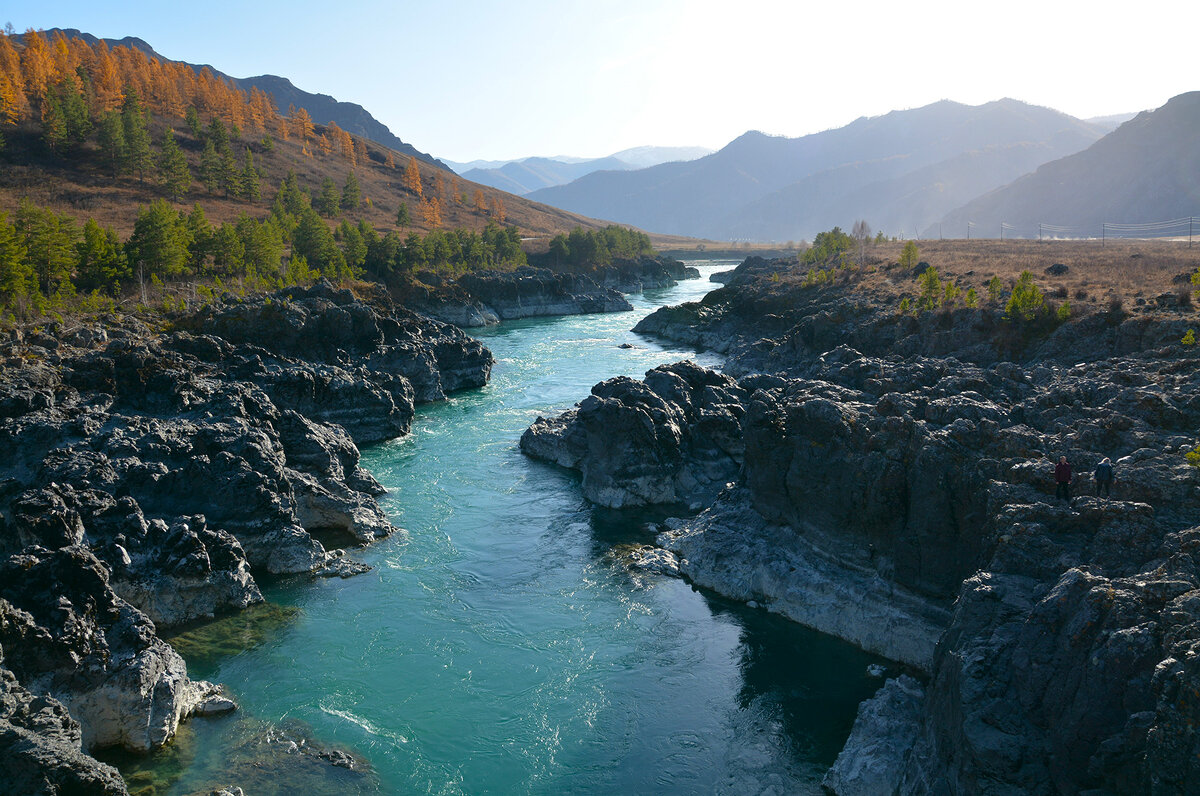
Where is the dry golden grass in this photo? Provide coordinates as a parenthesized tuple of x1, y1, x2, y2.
(778, 239, 1200, 314)
(0, 120, 611, 240)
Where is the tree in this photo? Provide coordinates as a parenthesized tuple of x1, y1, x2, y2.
(237, 148, 261, 201)
(396, 202, 411, 226)
(403, 157, 423, 197)
(157, 128, 192, 201)
(126, 199, 188, 298)
(76, 218, 128, 293)
(199, 139, 221, 193)
(549, 235, 569, 267)
(851, 219, 871, 265)
(121, 89, 152, 182)
(15, 200, 78, 297)
(315, 177, 340, 217)
(97, 111, 125, 176)
(898, 240, 919, 270)
(185, 106, 202, 137)
(292, 207, 346, 278)
(341, 172, 361, 212)
(0, 212, 34, 309)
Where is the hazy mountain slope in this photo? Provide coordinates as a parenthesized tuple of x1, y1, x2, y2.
(463, 156, 633, 194)
(727, 131, 1099, 240)
(940, 92, 1200, 236)
(453, 147, 713, 194)
(45, 28, 445, 168)
(529, 99, 1104, 240)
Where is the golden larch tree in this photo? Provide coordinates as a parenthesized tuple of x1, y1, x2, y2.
(404, 157, 423, 197)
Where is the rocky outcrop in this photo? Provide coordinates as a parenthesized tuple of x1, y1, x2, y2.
(0, 547, 230, 754)
(523, 255, 1200, 793)
(1, 653, 130, 796)
(0, 281, 494, 786)
(412, 257, 700, 327)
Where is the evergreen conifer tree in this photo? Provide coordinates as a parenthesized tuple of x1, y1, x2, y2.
(121, 89, 152, 182)
(341, 172, 361, 212)
(157, 129, 192, 201)
(316, 177, 340, 217)
(98, 111, 125, 176)
(238, 149, 261, 201)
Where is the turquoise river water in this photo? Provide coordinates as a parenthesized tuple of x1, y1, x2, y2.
(111, 260, 888, 795)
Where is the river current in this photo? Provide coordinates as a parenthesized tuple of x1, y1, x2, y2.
(115, 260, 886, 795)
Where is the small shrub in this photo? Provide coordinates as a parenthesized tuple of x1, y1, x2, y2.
(1056, 301, 1071, 322)
(1005, 271, 1045, 322)
(1183, 329, 1196, 346)
(1187, 443, 1200, 468)
(1074, 288, 1089, 301)
(1107, 295, 1124, 314)
(898, 297, 911, 314)
(987, 276, 1004, 303)
(918, 266, 942, 311)
(943, 281, 961, 306)
(1053, 285, 1068, 299)
(964, 287, 979, 308)
(1177, 287, 1192, 308)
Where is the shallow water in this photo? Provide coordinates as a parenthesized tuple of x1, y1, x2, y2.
(122, 261, 888, 794)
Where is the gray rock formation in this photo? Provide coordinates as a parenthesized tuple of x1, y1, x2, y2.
(0, 281, 494, 789)
(523, 256, 1200, 793)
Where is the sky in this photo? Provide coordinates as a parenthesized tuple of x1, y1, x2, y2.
(5, 0, 1198, 162)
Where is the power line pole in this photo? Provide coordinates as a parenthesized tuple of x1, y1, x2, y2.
(1102, 222, 1106, 248)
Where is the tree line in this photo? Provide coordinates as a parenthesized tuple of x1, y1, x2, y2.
(0, 168, 532, 319)
(547, 226, 655, 269)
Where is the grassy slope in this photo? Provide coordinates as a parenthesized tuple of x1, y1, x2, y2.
(0, 116, 617, 245)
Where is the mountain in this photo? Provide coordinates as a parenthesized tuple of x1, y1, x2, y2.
(43, 29, 446, 169)
(528, 99, 1105, 241)
(448, 146, 714, 195)
(940, 92, 1200, 237)
(1085, 112, 1139, 131)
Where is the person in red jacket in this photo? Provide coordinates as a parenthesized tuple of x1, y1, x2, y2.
(1055, 456, 1072, 501)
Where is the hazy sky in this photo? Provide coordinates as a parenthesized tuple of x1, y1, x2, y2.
(6, 1, 1197, 162)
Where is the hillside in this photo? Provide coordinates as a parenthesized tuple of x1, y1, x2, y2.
(0, 30, 609, 240)
(528, 99, 1104, 241)
(43, 28, 446, 169)
(940, 91, 1200, 237)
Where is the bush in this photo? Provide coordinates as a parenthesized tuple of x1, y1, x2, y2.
(964, 287, 979, 308)
(1056, 301, 1071, 322)
(1183, 329, 1196, 346)
(1187, 443, 1200, 468)
(898, 297, 911, 314)
(987, 276, 1004, 302)
(1004, 271, 1045, 322)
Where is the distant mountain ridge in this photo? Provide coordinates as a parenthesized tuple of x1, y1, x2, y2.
(939, 92, 1200, 237)
(446, 146, 712, 195)
(42, 28, 446, 169)
(528, 99, 1106, 241)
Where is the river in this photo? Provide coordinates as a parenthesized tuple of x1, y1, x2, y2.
(112, 260, 887, 795)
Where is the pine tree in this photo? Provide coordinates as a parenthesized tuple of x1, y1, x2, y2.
(315, 177, 340, 217)
(217, 148, 238, 197)
(341, 172, 361, 212)
(185, 106, 202, 137)
(40, 93, 68, 152)
(396, 202, 411, 226)
(121, 89, 152, 182)
(97, 111, 125, 176)
(15, 200, 78, 297)
(199, 139, 221, 193)
(238, 148, 261, 201)
(76, 218, 129, 293)
(0, 211, 34, 309)
(126, 199, 188, 296)
(157, 128, 192, 201)
(206, 117, 230, 152)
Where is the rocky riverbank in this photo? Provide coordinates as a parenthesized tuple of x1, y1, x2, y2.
(0, 281, 493, 792)
(521, 254, 1200, 794)
(409, 256, 700, 327)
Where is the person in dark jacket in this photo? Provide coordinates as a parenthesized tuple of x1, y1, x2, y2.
(1055, 456, 1072, 501)
(1094, 457, 1115, 497)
